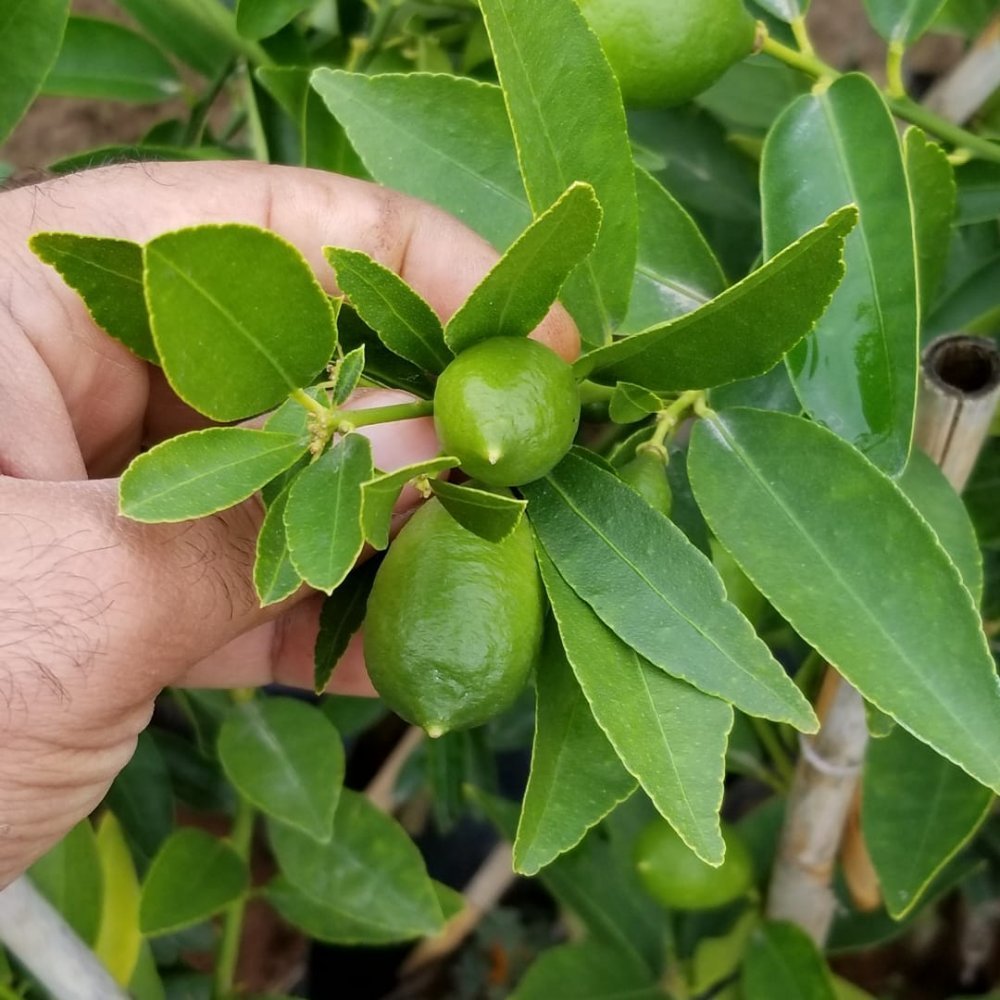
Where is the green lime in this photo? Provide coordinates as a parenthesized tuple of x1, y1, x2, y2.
(634, 819, 753, 910)
(618, 448, 672, 516)
(363, 496, 544, 736)
(434, 338, 580, 487)
(579, 0, 757, 107)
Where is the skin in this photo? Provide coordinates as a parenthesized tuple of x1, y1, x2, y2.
(0, 160, 579, 888)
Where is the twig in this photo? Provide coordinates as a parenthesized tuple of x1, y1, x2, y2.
(0, 877, 128, 1000)
(365, 726, 425, 812)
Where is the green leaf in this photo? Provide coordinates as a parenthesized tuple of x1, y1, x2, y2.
(620, 170, 726, 336)
(742, 922, 836, 1000)
(324, 247, 450, 373)
(311, 70, 531, 251)
(521, 450, 817, 731)
(965, 438, 1000, 549)
(29, 821, 103, 946)
(285, 433, 372, 593)
(954, 160, 1000, 225)
(428, 479, 527, 543)
(105, 732, 173, 874)
(49, 143, 237, 174)
(514, 625, 637, 876)
(145, 224, 336, 421)
(688, 408, 1000, 793)
(218, 698, 343, 841)
(512, 942, 661, 1000)
(120, 428, 307, 523)
(479, 0, 638, 344)
(863, 726, 992, 919)
(754, 0, 811, 21)
(43, 16, 181, 102)
(690, 909, 759, 996)
(576, 208, 857, 392)
(361, 457, 458, 550)
(444, 182, 602, 354)
(331, 346, 365, 406)
(140, 829, 248, 936)
(30, 233, 156, 363)
(0, 0, 68, 145)
(320, 694, 385, 741)
(268, 789, 443, 941)
(313, 558, 380, 694)
(904, 128, 956, 313)
(538, 551, 732, 866)
(236, 0, 312, 39)
(93, 812, 143, 986)
(863, 0, 949, 43)
(254, 483, 303, 606)
(609, 382, 662, 424)
(696, 54, 810, 134)
(762, 73, 918, 475)
(898, 448, 982, 602)
(112, 0, 258, 78)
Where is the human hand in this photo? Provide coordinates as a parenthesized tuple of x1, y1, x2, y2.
(0, 160, 579, 886)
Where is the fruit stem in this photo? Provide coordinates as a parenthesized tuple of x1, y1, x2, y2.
(577, 380, 615, 404)
(214, 793, 255, 1000)
(885, 40, 907, 99)
(759, 28, 1000, 164)
(335, 399, 434, 432)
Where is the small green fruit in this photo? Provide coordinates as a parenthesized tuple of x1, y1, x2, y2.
(363, 497, 544, 735)
(434, 337, 580, 487)
(618, 448, 672, 516)
(579, 0, 757, 108)
(634, 819, 753, 910)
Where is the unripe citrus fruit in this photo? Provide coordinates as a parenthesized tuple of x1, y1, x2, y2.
(579, 0, 757, 108)
(434, 337, 580, 487)
(618, 448, 672, 516)
(363, 496, 544, 735)
(634, 819, 753, 910)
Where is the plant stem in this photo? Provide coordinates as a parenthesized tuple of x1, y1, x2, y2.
(750, 717, 795, 783)
(648, 390, 703, 449)
(790, 15, 815, 57)
(355, 0, 400, 72)
(337, 399, 434, 430)
(759, 29, 1000, 163)
(214, 795, 255, 1000)
(885, 40, 906, 99)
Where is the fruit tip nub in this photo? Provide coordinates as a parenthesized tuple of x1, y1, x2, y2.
(425, 724, 447, 739)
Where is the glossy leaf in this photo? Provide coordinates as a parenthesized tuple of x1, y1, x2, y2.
(29, 821, 103, 946)
(332, 347, 365, 406)
(140, 829, 248, 936)
(742, 922, 836, 1000)
(361, 456, 458, 550)
(512, 942, 661, 1000)
(268, 790, 443, 941)
(539, 551, 732, 865)
(762, 73, 918, 474)
(339, 308, 435, 398)
(576, 208, 856, 392)
(285, 433, 372, 593)
(120, 428, 307, 523)
(697, 54, 810, 134)
(863, 0, 949, 42)
(44, 16, 181, 102)
(688, 408, 1000, 793)
(898, 448, 982, 602)
(609, 383, 662, 424)
(324, 247, 450, 372)
(479, 0, 638, 344)
(236, 0, 312, 39)
(514, 626, 637, 875)
(754, 0, 811, 21)
(218, 698, 343, 841)
(105, 732, 173, 874)
(0, 0, 68, 144)
(321, 695, 386, 742)
(254, 484, 302, 606)
(145, 224, 336, 421)
(112, 0, 255, 78)
(314, 559, 380, 693)
(428, 479, 526, 543)
(905, 128, 956, 313)
(30, 233, 156, 363)
(445, 183, 601, 353)
(94, 812, 142, 986)
(312, 70, 531, 251)
(522, 450, 817, 731)
(863, 726, 992, 918)
(954, 160, 1000, 225)
(621, 170, 726, 336)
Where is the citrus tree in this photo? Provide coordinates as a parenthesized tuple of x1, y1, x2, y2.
(2, 0, 1000, 997)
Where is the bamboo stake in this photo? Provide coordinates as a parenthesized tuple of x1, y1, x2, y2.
(0, 876, 128, 1000)
(766, 334, 1000, 944)
(364, 725, 425, 812)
